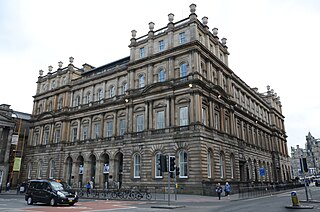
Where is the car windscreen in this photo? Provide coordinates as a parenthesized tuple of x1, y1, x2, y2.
(50, 181, 64, 191)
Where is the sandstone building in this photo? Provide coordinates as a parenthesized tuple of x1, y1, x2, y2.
(20, 4, 291, 194)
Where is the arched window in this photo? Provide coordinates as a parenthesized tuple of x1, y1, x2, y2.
(97, 89, 103, 101)
(208, 150, 213, 178)
(155, 153, 163, 178)
(121, 82, 127, 95)
(75, 95, 81, 107)
(43, 126, 50, 145)
(54, 128, 61, 143)
(33, 131, 39, 146)
(57, 98, 63, 110)
(109, 85, 115, 98)
(139, 74, 145, 88)
(179, 150, 188, 178)
(47, 101, 52, 111)
(61, 76, 67, 85)
(158, 69, 166, 82)
(230, 154, 235, 179)
(82, 125, 89, 140)
(49, 159, 55, 179)
(51, 80, 56, 89)
(214, 106, 220, 130)
(133, 153, 141, 178)
(37, 161, 42, 179)
(180, 63, 188, 78)
(219, 152, 225, 178)
(84, 92, 91, 104)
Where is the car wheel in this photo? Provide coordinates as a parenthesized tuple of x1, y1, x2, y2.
(27, 196, 33, 205)
(49, 198, 57, 206)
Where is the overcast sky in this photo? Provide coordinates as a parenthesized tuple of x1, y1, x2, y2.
(1, 0, 319, 151)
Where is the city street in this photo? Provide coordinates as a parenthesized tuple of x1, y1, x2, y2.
(1, 187, 320, 211)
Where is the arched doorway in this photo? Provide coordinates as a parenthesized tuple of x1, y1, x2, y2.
(89, 154, 96, 188)
(114, 152, 123, 188)
(76, 155, 84, 188)
(65, 157, 73, 186)
(101, 153, 110, 189)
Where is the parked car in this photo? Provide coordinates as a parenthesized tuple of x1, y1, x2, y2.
(25, 179, 78, 206)
(314, 178, 320, 186)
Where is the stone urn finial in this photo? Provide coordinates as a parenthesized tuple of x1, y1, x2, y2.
(168, 13, 174, 22)
(202, 16, 208, 25)
(69, 56, 74, 64)
(58, 61, 63, 68)
(149, 22, 155, 31)
(189, 3, 196, 13)
(131, 30, 137, 38)
(48, 65, 53, 73)
(39, 69, 44, 76)
(212, 28, 218, 36)
(221, 38, 227, 45)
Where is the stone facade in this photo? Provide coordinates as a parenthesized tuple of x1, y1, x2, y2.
(20, 4, 291, 194)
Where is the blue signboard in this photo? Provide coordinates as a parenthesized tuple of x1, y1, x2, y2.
(259, 167, 265, 176)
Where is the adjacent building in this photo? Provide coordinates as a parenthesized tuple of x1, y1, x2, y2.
(291, 132, 320, 178)
(20, 4, 291, 194)
(0, 104, 31, 191)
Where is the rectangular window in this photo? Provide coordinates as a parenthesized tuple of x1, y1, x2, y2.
(179, 107, 188, 126)
(33, 133, 39, 146)
(119, 119, 126, 136)
(214, 113, 220, 130)
(139, 47, 145, 58)
(136, 114, 144, 132)
(94, 123, 100, 139)
(106, 121, 113, 137)
(157, 111, 165, 129)
(43, 131, 49, 144)
(202, 108, 207, 126)
(72, 128, 77, 142)
(82, 126, 88, 140)
(55, 129, 61, 143)
(179, 32, 186, 44)
(225, 117, 229, 133)
(159, 40, 164, 51)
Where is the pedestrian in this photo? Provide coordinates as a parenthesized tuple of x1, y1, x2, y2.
(6, 182, 10, 192)
(86, 182, 91, 196)
(215, 183, 223, 200)
(0, 182, 2, 193)
(224, 182, 231, 199)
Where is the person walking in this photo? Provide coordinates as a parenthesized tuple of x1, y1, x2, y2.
(86, 182, 91, 197)
(216, 183, 223, 200)
(6, 182, 10, 192)
(224, 182, 231, 199)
